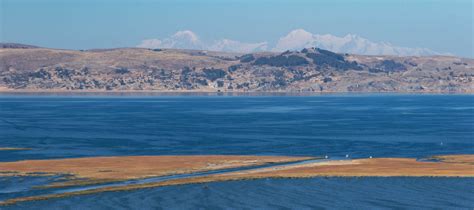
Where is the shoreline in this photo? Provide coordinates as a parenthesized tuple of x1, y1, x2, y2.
(0, 147, 31, 151)
(0, 90, 473, 96)
(0, 154, 472, 206)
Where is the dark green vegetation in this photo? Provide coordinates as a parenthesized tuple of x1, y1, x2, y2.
(377, 60, 407, 71)
(203, 68, 227, 81)
(370, 60, 407, 73)
(252, 48, 362, 70)
(114, 67, 130, 74)
(239, 54, 255, 63)
(254, 55, 309, 67)
(305, 49, 362, 70)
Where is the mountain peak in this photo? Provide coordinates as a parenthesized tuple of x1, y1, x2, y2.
(171, 30, 200, 43)
(137, 29, 450, 56)
(274, 30, 447, 56)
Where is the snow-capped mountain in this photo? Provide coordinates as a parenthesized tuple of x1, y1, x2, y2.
(137, 30, 204, 50)
(137, 29, 448, 56)
(137, 30, 267, 53)
(209, 39, 268, 53)
(274, 29, 445, 56)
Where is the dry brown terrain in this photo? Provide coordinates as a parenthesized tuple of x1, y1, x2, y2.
(0, 154, 472, 206)
(0, 155, 312, 183)
(0, 147, 31, 151)
(213, 154, 474, 178)
(1, 45, 473, 92)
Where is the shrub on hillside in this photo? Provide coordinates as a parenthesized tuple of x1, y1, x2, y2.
(203, 68, 227, 81)
(254, 55, 309, 67)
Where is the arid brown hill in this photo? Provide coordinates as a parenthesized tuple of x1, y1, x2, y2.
(1, 44, 472, 92)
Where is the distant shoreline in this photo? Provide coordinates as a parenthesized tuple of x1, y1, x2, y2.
(0, 147, 31, 151)
(0, 90, 473, 96)
(2, 47, 472, 93)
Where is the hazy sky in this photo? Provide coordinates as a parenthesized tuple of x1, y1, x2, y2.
(1, 0, 473, 57)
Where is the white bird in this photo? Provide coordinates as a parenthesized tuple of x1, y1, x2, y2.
(345, 154, 349, 158)
(369, 156, 373, 159)
(325, 155, 329, 159)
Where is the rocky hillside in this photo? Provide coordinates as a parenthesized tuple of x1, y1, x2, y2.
(0, 44, 473, 92)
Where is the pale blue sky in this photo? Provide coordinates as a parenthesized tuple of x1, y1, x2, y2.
(1, 0, 472, 57)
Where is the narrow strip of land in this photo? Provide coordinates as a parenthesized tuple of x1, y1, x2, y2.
(0, 155, 313, 187)
(0, 147, 31, 151)
(0, 154, 472, 206)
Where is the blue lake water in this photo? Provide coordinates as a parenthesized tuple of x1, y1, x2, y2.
(3, 177, 474, 210)
(0, 94, 473, 209)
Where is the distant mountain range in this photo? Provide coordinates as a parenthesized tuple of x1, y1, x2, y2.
(272, 29, 447, 56)
(137, 29, 449, 57)
(137, 30, 269, 54)
(0, 43, 472, 93)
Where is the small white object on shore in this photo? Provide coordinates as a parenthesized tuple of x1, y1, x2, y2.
(345, 154, 349, 158)
(369, 156, 373, 159)
(325, 155, 329, 159)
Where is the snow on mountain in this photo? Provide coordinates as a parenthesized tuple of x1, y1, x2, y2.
(137, 30, 204, 50)
(209, 39, 268, 53)
(138, 29, 448, 56)
(273, 29, 445, 56)
(137, 31, 266, 53)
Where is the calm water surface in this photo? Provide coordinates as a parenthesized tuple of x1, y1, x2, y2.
(4, 177, 474, 210)
(0, 94, 473, 209)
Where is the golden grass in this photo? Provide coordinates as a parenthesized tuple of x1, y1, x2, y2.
(219, 155, 474, 178)
(0, 155, 312, 182)
(0, 154, 472, 206)
(0, 147, 31, 151)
